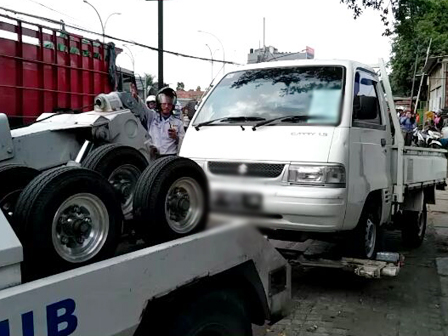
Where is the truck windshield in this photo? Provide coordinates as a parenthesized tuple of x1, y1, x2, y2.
(194, 66, 345, 126)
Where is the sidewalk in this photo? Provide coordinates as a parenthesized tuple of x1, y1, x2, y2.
(429, 190, 448, 334)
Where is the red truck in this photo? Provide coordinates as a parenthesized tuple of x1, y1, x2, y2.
(0, 14, 133, 128)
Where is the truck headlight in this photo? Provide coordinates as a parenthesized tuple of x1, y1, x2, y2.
(288, 165, 346, 187)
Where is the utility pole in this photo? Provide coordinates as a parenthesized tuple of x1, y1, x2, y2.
(263, 17, 265, 49)
(158, 0, 164, 89)
(414, 38, 432, 115)
(409, 50, 419, 112)
(205, 44, 214, 84)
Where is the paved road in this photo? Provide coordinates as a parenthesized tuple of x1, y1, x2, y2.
(258, 192, 448, 336)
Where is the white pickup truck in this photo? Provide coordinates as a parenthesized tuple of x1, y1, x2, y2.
(180, 58, 447, 259)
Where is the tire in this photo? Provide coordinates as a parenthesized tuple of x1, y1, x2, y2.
(349, 201, 381, 259)
(0, 164, 40, 227)
(133, 156, 208, 244)
(82, 144, 149, 220)
(13, 167, 122, 281)
(402, 202, 427, 248)
(163, 290, 252, 336)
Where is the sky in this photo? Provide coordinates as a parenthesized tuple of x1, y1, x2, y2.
(0, 0, 393, 90)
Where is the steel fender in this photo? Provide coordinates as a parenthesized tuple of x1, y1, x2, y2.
(343, 190, 382, 230)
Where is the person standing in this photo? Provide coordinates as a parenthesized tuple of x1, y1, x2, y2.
(434, 109, 444, 130)
(146, 95, 156, 110)
(400, 111, 416, 146)
(147, 87, 185, 158)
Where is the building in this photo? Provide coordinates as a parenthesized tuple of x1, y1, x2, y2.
(176, 89, 205, 119)
(247, 46, 314, 64)
(393, 97, 415, 112)
(176, 89, 204, 102)
(423, 56, 448, 111)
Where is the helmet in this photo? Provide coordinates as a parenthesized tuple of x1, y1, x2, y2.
(146, 95, 156, 103)
(156, 87, 177, 113)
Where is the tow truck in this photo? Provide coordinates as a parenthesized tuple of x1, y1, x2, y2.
(0, 85, 403, 336)
(0, 203, 402, 336)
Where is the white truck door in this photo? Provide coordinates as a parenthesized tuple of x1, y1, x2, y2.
(345, 69, 392, 228)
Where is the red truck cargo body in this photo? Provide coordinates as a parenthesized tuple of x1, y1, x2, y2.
(0, 15, 117, 126)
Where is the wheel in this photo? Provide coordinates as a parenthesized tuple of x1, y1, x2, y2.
(133, 156, 208, 244)
(402, 202, 427, 248)
(82, 144, 149, 220)
(349, 202, 381, 259)
(13, 167, 122, 280)
(163, 290, 252, 336)
(0, 164, 39, 227)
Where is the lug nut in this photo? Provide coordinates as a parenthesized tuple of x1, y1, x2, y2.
(61, 236, 69, 245)
(76, 237, 85, 244)
(79, 222, 91, 234)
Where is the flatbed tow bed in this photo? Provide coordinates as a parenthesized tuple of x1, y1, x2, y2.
(0, 210, 402, 336)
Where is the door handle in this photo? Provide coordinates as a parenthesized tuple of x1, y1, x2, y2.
(381, 138, 386, 147)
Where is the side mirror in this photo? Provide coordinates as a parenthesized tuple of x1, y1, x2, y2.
(354, 95, 378, 120)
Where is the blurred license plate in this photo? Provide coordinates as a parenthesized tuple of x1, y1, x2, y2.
(212, 191, 263, 211)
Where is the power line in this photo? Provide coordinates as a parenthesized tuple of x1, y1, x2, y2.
(0, 6, 241, 66)
(25, 0, 83, 24)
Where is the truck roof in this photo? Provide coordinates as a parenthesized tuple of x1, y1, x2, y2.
(230, 59, 376, 74)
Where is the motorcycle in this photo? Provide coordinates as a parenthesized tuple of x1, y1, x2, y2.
(427, 129, 443, 149)
(413, 127, 427, 147)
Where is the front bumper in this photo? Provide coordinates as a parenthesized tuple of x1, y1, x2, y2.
(210, 181, 347, 232)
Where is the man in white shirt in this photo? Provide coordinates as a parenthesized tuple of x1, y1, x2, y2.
(147, 87, 185, 157)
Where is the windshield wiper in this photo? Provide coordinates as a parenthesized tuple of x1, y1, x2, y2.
(252, 115, 318, 130)
(194, 116, 265, 130)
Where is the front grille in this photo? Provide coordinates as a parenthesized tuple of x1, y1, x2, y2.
(208, 162, 285, 178)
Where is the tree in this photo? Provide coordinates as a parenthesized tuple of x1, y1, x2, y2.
(196, 86, 201, 91)
(145, 74, 156, 95)
(176, 82, 185, 91)
(341, 0, 448, 96)
(145, 74, 169, 95)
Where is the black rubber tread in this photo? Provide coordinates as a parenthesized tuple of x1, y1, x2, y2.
(402, 203, 427, 248)
(163, 289, 251, 336)
(348, 201, 382, 259)
(133, 156, 208, 244)
(82, 144, 149, 220)
(13, 166, 122, 281)
(0, 164, 40, 227)
(82, 144, 149, 173)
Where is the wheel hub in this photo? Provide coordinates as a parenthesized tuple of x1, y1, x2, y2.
(0, 190, 21, 219)
(52, 193, 109, 263)
(417, 209, 426, 237)
(108, 165, 141, 220)
(165, 177, 203, 234)
(58, 206, 93, 246)
(168, 190, 191, 221)
(364, 218, 377, 258)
